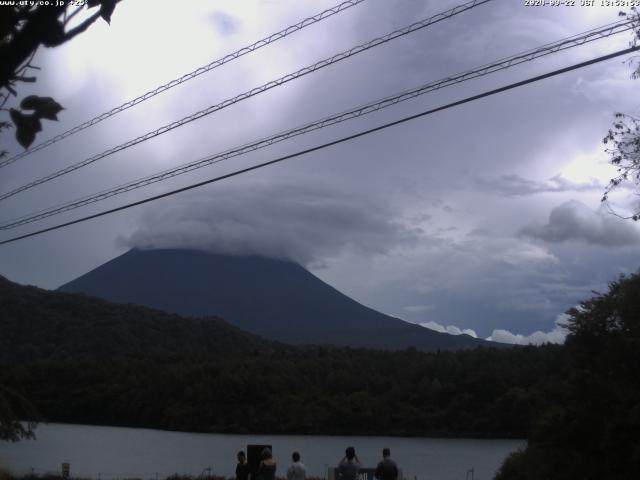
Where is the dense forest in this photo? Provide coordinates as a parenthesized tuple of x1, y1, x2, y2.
(0, 345, 565, 438)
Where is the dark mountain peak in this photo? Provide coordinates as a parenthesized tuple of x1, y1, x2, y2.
(59, 248, 500, 351)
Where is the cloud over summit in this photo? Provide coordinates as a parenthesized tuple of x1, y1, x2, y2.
(122, 181, 422, 266)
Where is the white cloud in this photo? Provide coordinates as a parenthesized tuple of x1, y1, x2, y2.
(521, 200, 640, 247)
(485, 314, 569, 345)
(419, 321, 478, 338)
(571, 65, 638, 105)
(476, 174, 602, 197)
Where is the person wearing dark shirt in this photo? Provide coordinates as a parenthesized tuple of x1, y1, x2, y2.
(258, 447, 277, 480)
(236, 451, 251, 480)
(375, 448, 398, 480)
(337, 446, 360, 480)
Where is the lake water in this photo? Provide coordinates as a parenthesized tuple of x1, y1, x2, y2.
(0, 424, 524, 480)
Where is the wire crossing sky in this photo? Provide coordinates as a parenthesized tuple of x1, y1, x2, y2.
(0, 17, 633, 231)
(1, 45, 636, 246)
(0, 0, 367, 169)
(0, 0, 493, 203)
(3, 0, 639, 343)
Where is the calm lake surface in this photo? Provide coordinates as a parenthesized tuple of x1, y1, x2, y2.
(0, 424, 524, 480)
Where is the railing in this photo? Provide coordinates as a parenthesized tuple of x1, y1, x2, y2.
(18, 465, 480, 480)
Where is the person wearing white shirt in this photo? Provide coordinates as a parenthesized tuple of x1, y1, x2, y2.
(287, 451, 306, 480)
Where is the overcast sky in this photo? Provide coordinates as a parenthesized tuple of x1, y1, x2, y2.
(1, 0, 639, 344)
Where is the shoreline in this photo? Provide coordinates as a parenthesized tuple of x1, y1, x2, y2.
(21, 422, 527, 442)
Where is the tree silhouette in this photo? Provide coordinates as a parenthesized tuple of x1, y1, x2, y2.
(602, 8, 640, 220)
(0, 0, 121, 152)
(496, 272, 640, 480)
(0, 385, 39, 442)
(0, 1, 121, 442)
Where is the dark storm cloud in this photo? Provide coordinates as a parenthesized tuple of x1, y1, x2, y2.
(476, 174, 603, 197)
(121, 181, 423, 266)
(520, 200, 640, 247)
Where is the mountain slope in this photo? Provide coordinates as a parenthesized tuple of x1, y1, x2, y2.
(0, 274, 275, 361)
(58, 248, 496, 351)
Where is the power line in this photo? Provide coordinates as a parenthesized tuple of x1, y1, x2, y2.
(1, 46, 636, 247)
(0, 0, 492, 203)
(0, 0, 367, 169)
(0, 18, 633, 230)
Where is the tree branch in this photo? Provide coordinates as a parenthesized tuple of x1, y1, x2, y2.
(51, 10, 102, 46)
(63, 5, 85, 26)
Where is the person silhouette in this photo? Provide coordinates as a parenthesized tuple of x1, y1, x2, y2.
(337, 446, 360, 480)
(375, 448, 398, 480)
(258, 447, 277, 480)
(236, 451, 251, 480)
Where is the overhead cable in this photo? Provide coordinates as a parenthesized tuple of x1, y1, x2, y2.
(1, 46, 636, 246)
(0, 0, 367, 169)
(0, 0, 493, 203)
(0, 18, 634, 230)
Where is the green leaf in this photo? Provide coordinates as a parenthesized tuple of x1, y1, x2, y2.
(10, 108, 42, 149)
(19, 96, 64, 121)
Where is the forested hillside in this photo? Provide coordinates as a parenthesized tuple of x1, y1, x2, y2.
(0, 275, 277, 360)
(0, 273, 563, 438)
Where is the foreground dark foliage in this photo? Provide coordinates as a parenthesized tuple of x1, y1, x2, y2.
(496, 273, 640, 480)
(1, 1, 120, 151)
(0, 385, 38, 441)
(0, 474, 229, 480)
(0, 474, 321, 480)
